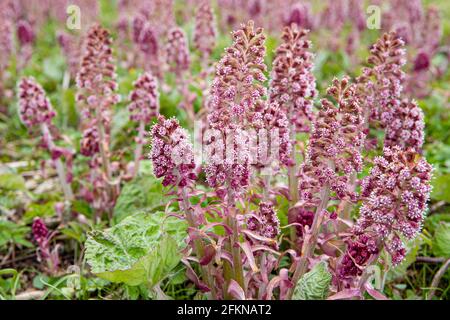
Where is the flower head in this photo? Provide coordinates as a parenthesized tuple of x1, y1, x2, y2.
(193, 1, 216, 58)
(208, 20, 267, 130)
(76, 24, 119, 113)
(17, 20, 35, 46)
(385, 99, 424, 152)
(32, 217, 49, 246)
(205, 21, 267, 192)
(150, 115, 196, 187)
(339, 146, 432, 279)
(128, 72, 159, 123)
(357, 32, 406, 128)
(298, 77, 364, 204)
(166, 27, 191, 76)
(18, 77, 56, 128)
(80, 123, 100, 157)
(269, 25, 316, 133)
(247, 202, 280, 239)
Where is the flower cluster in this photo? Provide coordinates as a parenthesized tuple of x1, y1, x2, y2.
(18, 77, 56, 128)
(0, 3, 13, 74)
(193, 1, 216, 59)
(58, 32, 82, 78)
(384, 99, 425, 152)
(338, 234, 379, 280)
(150, 115, 196, 187)
(128, 72, 159, 123)
(269, 25, 316, 133)
(208, 20, 267, 130)
(166, 27, 191, 77)
(205, 21, 267, 192)
(132, 13, 161, 77)
(76, 24, 119, 117)
(338, 146, 433, 280)
(32, 217, 49, 246)
(298, 77, 364, 205)
(32, 217, 60, 274)
(288, 207, 313, 238)
(284, 2, 314, 30)
(260, 102, 292, 167)
(80, 125, 100, 157)
(357, 32, 406, 128)
(357, 146, 432, 242)
(247, 202, 280, 239)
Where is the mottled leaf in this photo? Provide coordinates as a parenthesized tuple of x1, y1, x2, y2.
(84, 212, 187, 287)
(293, 262, 332, 300)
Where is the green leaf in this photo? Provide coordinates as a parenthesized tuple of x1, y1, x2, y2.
(387, 238, 422, 281)
(431, 174, 450, 202)
(0, 173, 26, 191)
(293, 262, 332, 300)
(433, 222, 450, 258)
(84, 212, 187, 287)
(24, 202, 56, 222)
(113, 163, 164, 222)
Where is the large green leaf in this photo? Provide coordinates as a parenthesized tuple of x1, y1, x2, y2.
(432, 222, 450, 258)
(113, 161, 164, 222)
(84, 212, 187, 287)
(293, 261, 332, 300)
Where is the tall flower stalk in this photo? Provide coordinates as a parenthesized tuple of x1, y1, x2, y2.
(128, 72, 160, 177)
(76, 24, 120, 219)
(150, 115, 217, 298)
(288, 77, 364, 298)
(338, 146, 432, 293)
(269, 24, 316, 206)
(166, 27, 194, 124)
(193, 0, 217, 71)
(205, 20, 267, 296)
(18, 77, 74, 221)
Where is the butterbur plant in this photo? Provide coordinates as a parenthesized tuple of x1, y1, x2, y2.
(32, 217, 60, 275)
(18, 77, 74, 220)
(138, 22, 436, 301)
(2, 0, 446, 303)
(337, 146, 432, 296)
(193, 0, 217, 71)
(76, 24, 121, 219)
(269, 24, 317, 204)
(128, 72, 160, 177)
(166, 27, 194, 123)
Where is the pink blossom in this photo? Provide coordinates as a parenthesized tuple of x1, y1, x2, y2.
(18, 77, 56, 128)
(166, 27, 191, 77)
(128, 72, 160, 123)
(269, 25, 316, 133)
(193, 1, 216, 59)
(150, 115, 196, 187)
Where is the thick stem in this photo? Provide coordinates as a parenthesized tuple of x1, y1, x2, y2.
(287, 101, 299, 243)
(287, 185, 330, 299)
(181, 188, 217, 299)
(226, 188, 246, 296)
(95, 111, 116, 219)
(40, 124, 74, 222)
(133, 121, 145, 178)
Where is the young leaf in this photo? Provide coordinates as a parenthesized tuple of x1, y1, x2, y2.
(84, 212, 187, 287)
(113, 168, 164, 222)
(293, 261, 332, 300)
(432, 222, 450, 258)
